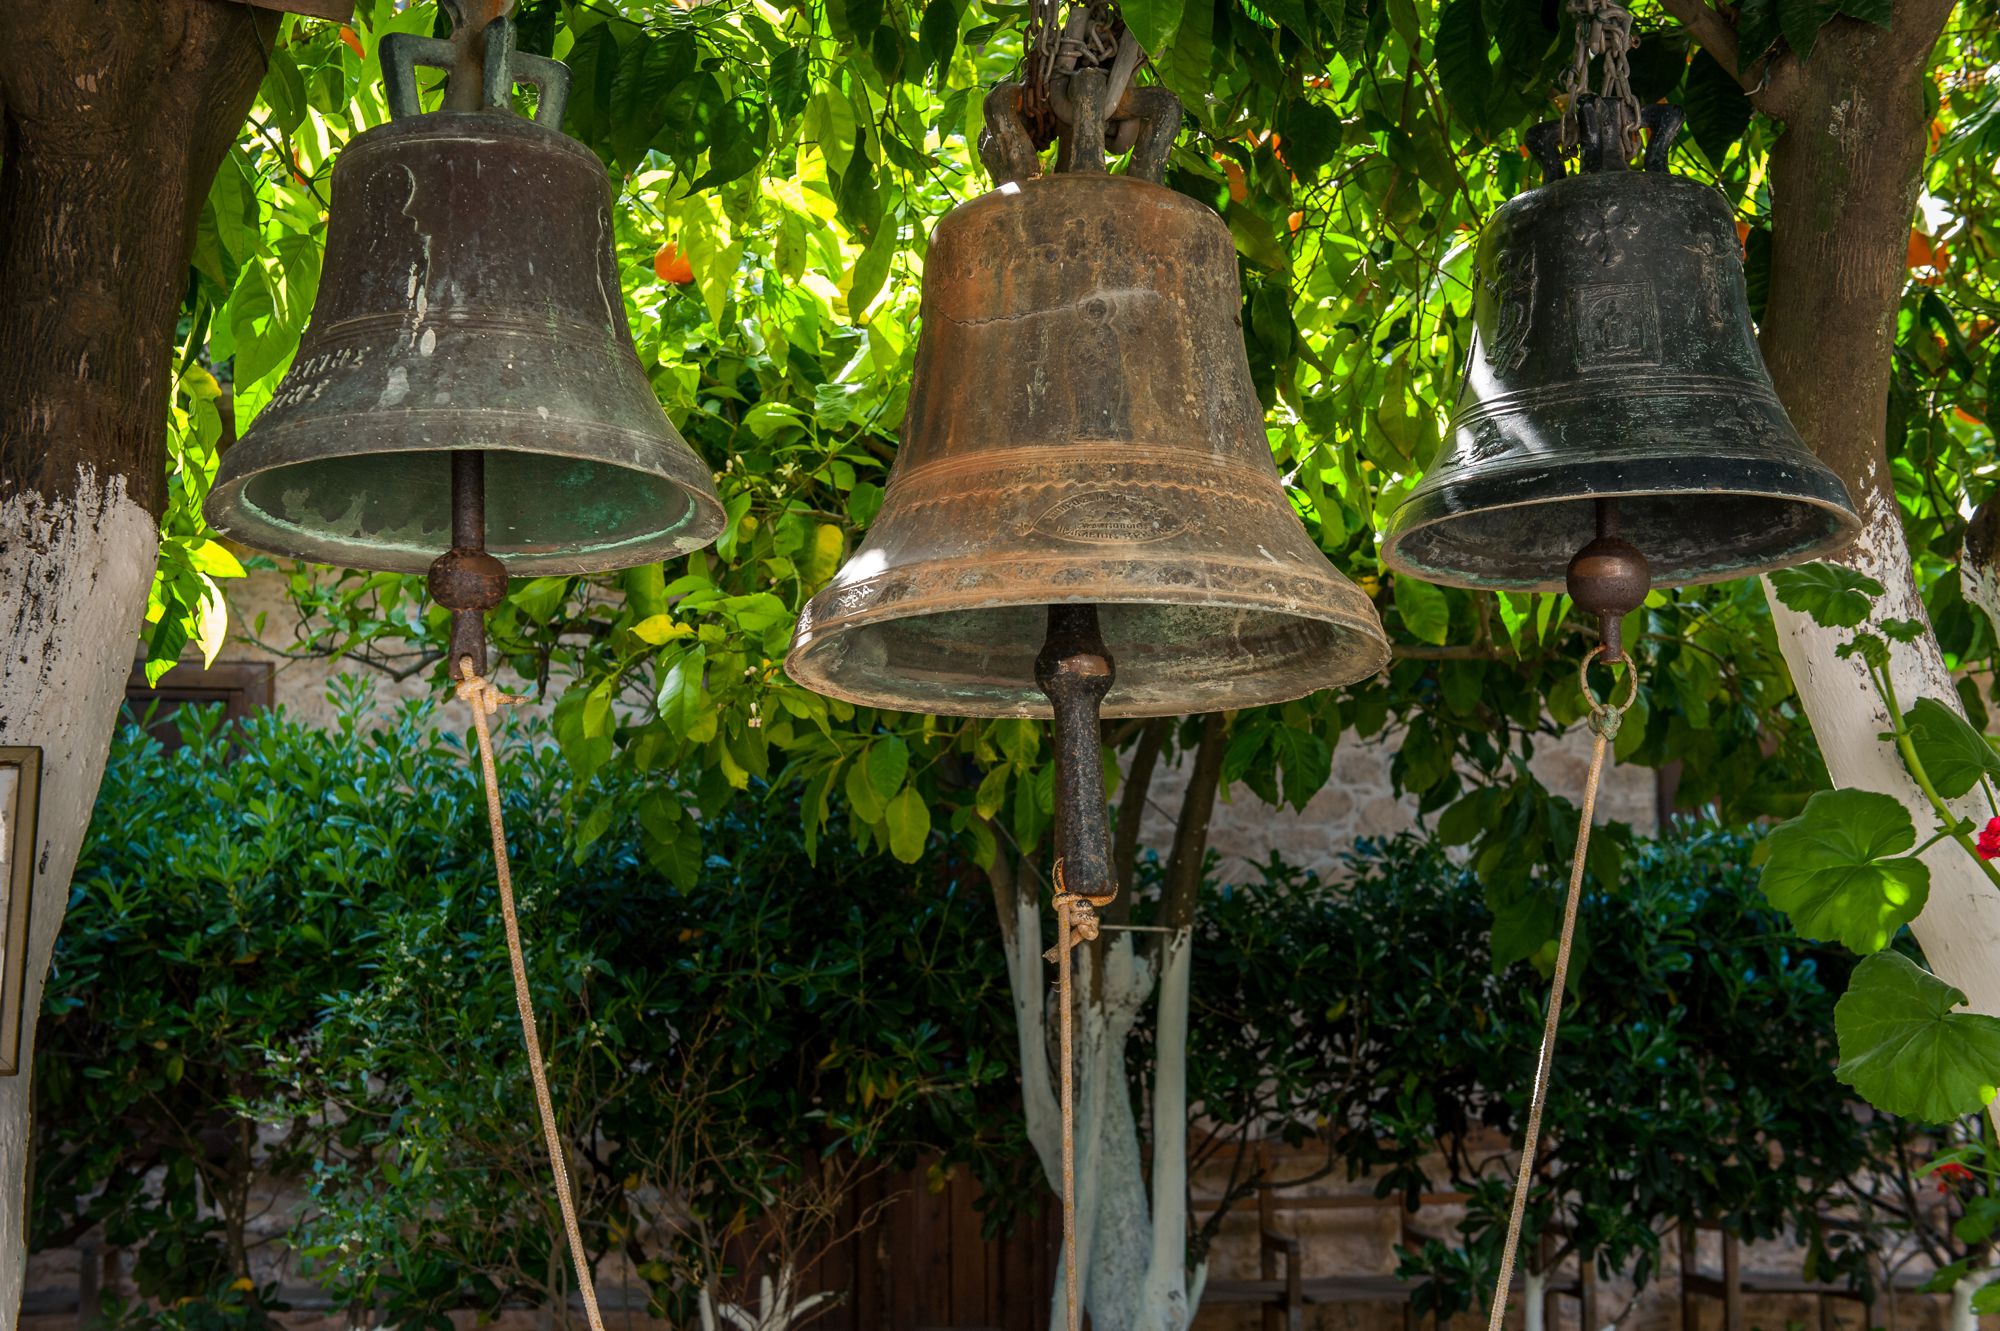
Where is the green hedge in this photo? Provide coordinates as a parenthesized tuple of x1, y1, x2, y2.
(37, 693, 1902, 1326)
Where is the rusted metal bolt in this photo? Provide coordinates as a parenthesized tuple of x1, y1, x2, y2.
(428, 546, 508, 613)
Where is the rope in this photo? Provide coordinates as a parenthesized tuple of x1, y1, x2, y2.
(457, 659, 607, 1331)
(1482, 650, 1636, 1331)
(1045, 858, 1114, 1331)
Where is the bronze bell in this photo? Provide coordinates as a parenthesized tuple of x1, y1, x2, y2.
(1382, 102, 1859, 592)
(785, 76, 1389, 719)
(205, 16, 723, 576)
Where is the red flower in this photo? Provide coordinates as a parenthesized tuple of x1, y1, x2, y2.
(1978, 819, 2000, 860)
(1936, 1162, 1975, 1193)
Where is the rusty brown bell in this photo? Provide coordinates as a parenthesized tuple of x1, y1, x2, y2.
(786, 79, 1390, 719)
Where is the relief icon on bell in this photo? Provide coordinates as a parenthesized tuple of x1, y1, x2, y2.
(784, 78, 1390, 721)
(1382, 100, 1861, 593)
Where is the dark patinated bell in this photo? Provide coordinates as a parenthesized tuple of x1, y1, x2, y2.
(785, 78, 1389, 719)
(205, 20, 723, 575)
(1382, 105, 1859, 591)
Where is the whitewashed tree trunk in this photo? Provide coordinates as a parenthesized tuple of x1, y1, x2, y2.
(1767, 481, 2000, 1024)
(999, 895, 1199, 1331)
(0, 477, 157, 1313)
(1, 4, 272, 1315)
(1945, 1268, 1996, 1331)
(1524, 1268, 1546, 1331)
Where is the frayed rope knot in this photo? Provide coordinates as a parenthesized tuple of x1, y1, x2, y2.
(455, 658, 528, 716)
(1043, 859, 1115, 963)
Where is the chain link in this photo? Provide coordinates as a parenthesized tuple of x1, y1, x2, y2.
(1020, 0, 1137, 146)
(1559, 0, 1644, 161)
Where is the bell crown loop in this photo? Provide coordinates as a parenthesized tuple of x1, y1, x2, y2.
(979, 68, 1181, 187)
(380, 9, 570, 127)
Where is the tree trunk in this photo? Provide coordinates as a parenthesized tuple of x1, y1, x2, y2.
(991, 719, 1226, 1331)
(0, 0, 269, 1309)
(1751, 6, 2000, 1026)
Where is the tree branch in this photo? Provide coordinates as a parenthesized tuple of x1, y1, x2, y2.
(1110, 718, 1169, 906)
(1158, 713, 1226, 939)
(1392, 643, 1507, 661)
(1655, 0, 1802, 119)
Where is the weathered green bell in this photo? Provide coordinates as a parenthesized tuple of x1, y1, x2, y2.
(1382, 103, 1859, 591)
(204, 17, 722, 576)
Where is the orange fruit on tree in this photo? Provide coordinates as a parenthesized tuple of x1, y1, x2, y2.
(655, 242, 695, 286)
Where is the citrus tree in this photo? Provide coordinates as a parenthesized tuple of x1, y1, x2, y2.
(3, 0, 1997, 1321)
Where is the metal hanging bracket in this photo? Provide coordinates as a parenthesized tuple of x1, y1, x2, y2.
(380, 9, 569, 125)
(978, 73, 1181, 186)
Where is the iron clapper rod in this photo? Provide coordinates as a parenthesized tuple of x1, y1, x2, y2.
(430, 449, 509, 681)
(1036, 603, 1116, 896)
(1033, 602, 1116, 1331)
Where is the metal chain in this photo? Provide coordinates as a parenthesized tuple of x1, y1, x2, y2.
(1559, 0, 1644, 160)
(1482, 649, 1637, 1331)
(1020, 0, 1138, 143)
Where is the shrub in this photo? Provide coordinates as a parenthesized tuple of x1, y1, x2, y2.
(39, 688, 1021, 1327)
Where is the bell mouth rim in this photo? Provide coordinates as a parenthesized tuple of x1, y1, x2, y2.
(205, 435, 726, 576)
(1382, 473, 1862, 593)
(784, 566, 1392, 720)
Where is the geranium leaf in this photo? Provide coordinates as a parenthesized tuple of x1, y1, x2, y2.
(1768, 562, 1885, 629)
(1903, 697, 2000, 799)
(1836, 951, 2000, 1122)
(1758, 789, 1929, 952)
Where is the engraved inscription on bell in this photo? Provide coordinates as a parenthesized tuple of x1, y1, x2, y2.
(1032, 491, 1190, 544)
(1572, 282, 1660, 369)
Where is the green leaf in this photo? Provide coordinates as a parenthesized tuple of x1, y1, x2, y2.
(631, 614, 690, 646)
(885, 786, 931, 863)
(865, 734, 911, 799)
(1973, 1284, 2000, 1316)
(1396, 575, 1450, 646)
(1680, 51, 1751, 164)
(1226, 202, 1290, 271)
(1276, 99, 1341, 180)
(1835, 951, 2000, 1122)
(1122, 0, 1186, 56)
(1434, 0, 1494, 136)
(1768, 562, 1885, 629)
(974, 765, 1009, 820)
(1903, 697, 2000, 800)
(1758, 789, 1929, 953)
(845, 757, 887, 823)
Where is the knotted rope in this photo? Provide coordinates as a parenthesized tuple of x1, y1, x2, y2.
(457, 659, 607, 1331)
(1044, 859, 1115, 1331)
(1482, 649, 1636, 1331)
